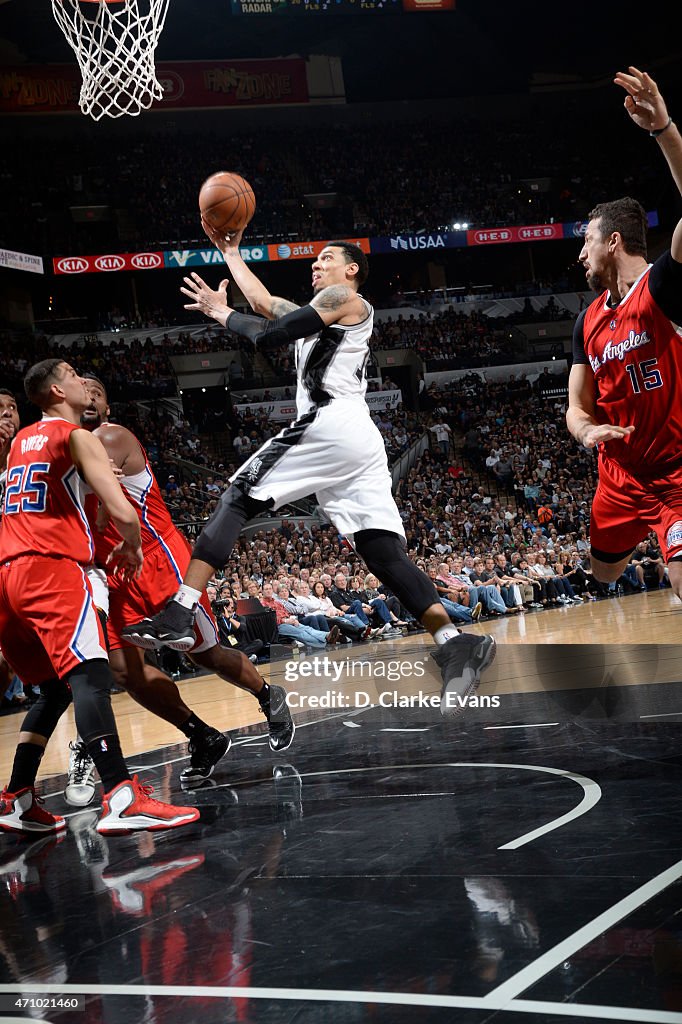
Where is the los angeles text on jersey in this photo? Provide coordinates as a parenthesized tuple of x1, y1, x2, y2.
(588, 328, 652, 372)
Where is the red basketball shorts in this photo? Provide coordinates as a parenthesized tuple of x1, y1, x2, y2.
(590, 455, 682, 561)
(106, 529, 219, 653)
(0, 556, 108, 685)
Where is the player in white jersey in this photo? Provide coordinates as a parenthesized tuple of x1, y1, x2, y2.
(124, 237, 496, 712)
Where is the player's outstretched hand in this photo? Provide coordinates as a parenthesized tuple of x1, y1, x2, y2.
(180, 273, 232, 320)
(581, 423, 635, 448)
(107, 540, 143, 581)
(201, 217, 244, 254)
(614, 67, 670, 133)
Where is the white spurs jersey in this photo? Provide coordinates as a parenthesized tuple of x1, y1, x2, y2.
(294, 298, 373, 417)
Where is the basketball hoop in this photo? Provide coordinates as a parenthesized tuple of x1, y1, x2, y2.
(51, 0, 171, 121)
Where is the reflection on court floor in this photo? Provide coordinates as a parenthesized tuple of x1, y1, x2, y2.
(1, 668, 682, 1024)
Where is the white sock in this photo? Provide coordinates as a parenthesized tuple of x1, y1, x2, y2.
(433, 625, 460, 646)
(174, 585, 202, 610)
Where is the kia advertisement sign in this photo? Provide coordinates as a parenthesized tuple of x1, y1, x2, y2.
(53, 251, 164, 275)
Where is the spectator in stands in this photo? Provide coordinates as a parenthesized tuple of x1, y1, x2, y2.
(260, 582, 341, 648)
(556, 551, 593, 600)
(348, 574, 401, 636)
(212, 595, 264, 661)
(427, 565, 480, 625)
(278, 581, 331, 632)
(429, 418, 452, 456)
(630, 539, 667, 590)
(310, 581, 373, 640)
(362, 573, 410, 628)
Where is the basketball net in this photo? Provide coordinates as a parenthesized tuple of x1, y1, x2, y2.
(51, 0, 170, 121)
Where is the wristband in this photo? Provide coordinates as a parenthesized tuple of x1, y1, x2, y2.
(650, 117, 673, 138)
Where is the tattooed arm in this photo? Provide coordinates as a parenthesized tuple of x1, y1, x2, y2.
(269, 297, 301, 317)
(310, 284, 366, 326)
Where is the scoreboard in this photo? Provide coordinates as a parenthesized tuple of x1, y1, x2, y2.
(231, 0, 454, 13)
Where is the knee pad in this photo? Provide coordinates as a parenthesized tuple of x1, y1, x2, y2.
(354, 529, 440, 620)
(193, 482, 273, 569)
(66, 658, 117, 745)
(21, 677, 72, 740)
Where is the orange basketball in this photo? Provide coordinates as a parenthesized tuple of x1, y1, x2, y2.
(199, 172, 256, 234)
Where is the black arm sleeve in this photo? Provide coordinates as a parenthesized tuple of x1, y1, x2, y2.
(648, 250, 682, 325)
(571, 308, 589, 365)
(226, 305, 326, 346)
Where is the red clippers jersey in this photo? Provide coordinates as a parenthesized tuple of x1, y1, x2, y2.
(94, 451, 175, 563)
(575, 256, 682, 471)
(0, 417, 94, 564)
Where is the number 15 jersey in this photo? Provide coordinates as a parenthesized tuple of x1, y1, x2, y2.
(572, 250, 682, 472)
(0, 416, 94, 564)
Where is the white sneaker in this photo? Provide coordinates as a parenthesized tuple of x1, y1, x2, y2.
(65, 740, 97, 807)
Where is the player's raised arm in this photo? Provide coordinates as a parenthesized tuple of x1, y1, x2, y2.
(69, 428, 142, 576)
(202, 220, 299, 319)
(181, 281, 324, 343)
(615, 67, 682, 261)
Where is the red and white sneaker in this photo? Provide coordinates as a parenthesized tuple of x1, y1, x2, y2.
(97, 776, 200, 835)
(0, 787, 66, 834)
(102, 855, 205, 915)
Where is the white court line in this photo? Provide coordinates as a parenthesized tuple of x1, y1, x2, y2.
(0, 983, 678, 1022)
(278, 762, 601, 850)
(485, 855, 682, 1004)
(380, 728, 431, 732)
(44, 757, 598, 850)
(507, 1000, 680, 1022)
(639, 711, 682, 719)
(484, 723, 560, 730)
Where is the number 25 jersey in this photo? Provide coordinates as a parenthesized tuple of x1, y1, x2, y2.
(0, 417, 94, 564)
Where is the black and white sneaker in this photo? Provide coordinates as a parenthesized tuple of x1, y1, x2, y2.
(122, 601, 196, 652)
(263, 685, 295, 753)
(180, 728, 231, 787)
(432, 633, 497, 717)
